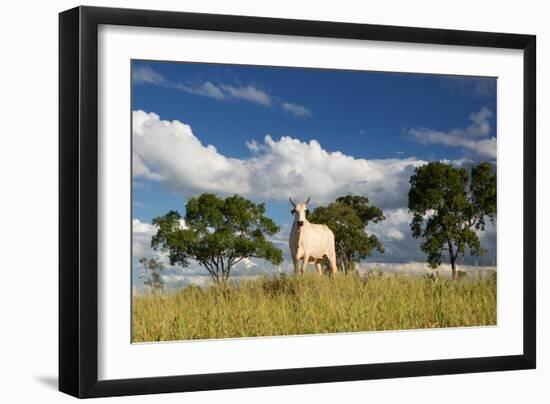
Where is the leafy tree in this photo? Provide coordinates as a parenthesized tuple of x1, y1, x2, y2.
(151, 193, 283, 283)
(408, 161, 496, 280)
(309, 195, 384, 274)
(138, 257, 165, 292)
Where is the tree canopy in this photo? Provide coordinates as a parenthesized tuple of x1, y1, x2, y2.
(408, 161, 496, 279)
(309, 195, 384, 274)
(151, 193, 283, 283)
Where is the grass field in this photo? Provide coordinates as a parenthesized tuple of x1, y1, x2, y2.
(132, 272, 497, 342)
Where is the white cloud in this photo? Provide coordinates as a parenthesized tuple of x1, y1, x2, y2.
(240, 258, 258, 270)
(133, 152, 164, 181)
(370, 209, 408, 242)
(369, 208, 423, 262)
(220, 84, 272, 106)
(132, 218, 161, 260)
(133, 65, 272, 106)
(411, 130, 496, 159)
(282, 102, 311, 117)
(133, 110, 428, 208)
(175, 81, 272, 105)
(133, 65, 312, 112)
(133, 110, 250, 195)
(439, 76, 496, 98)
(409, 108, 496, 159)
(133, 218, 156, 234)
(464, 108, 492, 137)
(245, 140, 260, 152)
(132, 218, 186, 261)
(175, 81, 226, 100)
(132, 65, 167, 85)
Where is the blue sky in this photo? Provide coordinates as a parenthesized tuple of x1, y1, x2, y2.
(131, 59, 497, 286)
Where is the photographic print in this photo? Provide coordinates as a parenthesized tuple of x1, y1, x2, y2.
(131, 60, 497, 343)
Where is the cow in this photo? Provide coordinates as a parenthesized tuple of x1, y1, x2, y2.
(288, 197, 338, 276)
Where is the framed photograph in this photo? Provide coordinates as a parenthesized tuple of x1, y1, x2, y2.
(59, 6, 536, 398)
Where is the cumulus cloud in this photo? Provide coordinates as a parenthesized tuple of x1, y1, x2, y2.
(133, 110, 250, 195)
(369, 209, 423, 263)
(371, 208, 410, 242)
(282, 102, 311, 117)
(409, 108, 496, 160)
(132, 218, 159, 259)
(133, 110, 427, 207)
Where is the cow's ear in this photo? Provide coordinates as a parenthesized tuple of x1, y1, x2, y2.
(291, 209, 296, 214)
(305, 209, 310, 215)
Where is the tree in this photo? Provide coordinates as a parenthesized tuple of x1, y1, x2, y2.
(138, 257, 165, 292)
(309, 195, 384, 274)
(408, 162, 496, 280)
(151, 193, 283, 283)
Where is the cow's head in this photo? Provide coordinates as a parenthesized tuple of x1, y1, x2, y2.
(289, 197, 310, 227)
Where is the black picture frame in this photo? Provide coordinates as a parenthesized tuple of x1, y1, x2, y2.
(59, 5, 536, 398)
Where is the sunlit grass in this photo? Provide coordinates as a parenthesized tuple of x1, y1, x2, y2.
(132, 271, 497, 342)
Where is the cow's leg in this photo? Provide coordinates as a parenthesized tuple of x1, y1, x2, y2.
(292, 256, 300, 275)
(315, 260, 323, 276)
(301, 253, 310, 274)
(328, 252, 338, 276)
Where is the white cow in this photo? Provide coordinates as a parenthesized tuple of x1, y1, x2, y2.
(288, 197, 338, 275)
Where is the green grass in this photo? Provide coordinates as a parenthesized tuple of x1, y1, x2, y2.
(132, 272, 497, 342)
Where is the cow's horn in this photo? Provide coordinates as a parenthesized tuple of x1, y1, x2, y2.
(304, 197, 311, 204)
(289, 197, 296, 207)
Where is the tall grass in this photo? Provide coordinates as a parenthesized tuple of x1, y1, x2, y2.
(132, 272, 496, 342)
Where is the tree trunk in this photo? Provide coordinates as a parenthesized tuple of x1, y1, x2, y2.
(450, 256, 457, 281)
(447, 240, 457, 281)
(223, 264, 233, 283)
(342, 255, 354, 275)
